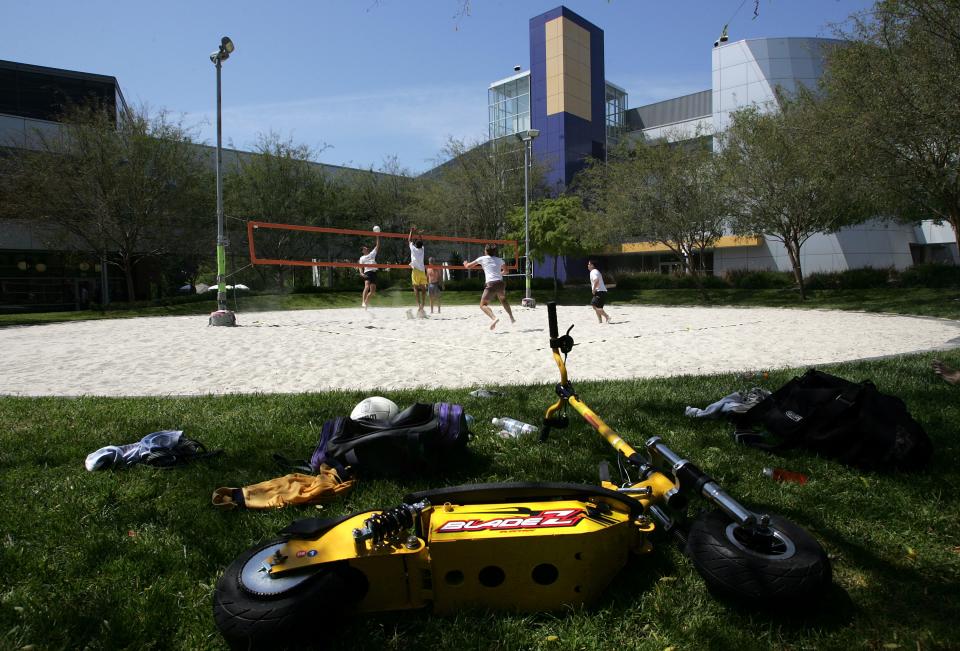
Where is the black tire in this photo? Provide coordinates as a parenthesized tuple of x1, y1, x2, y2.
(213, 538, 367, 650)
(685, 509, 831, 605)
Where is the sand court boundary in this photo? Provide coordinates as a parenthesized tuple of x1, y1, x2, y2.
(1, 305, 959, 397)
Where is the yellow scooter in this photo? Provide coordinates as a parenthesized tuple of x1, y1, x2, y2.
(214, 302, 830, 649)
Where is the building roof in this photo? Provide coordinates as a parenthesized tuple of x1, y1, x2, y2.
(0, 59, 120, 85)
(626, 89, 712, 131)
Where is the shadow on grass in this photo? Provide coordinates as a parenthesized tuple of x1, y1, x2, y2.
(757, 502, 959, 642)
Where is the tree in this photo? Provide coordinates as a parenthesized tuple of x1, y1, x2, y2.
(575, 135, 729, 293)
(719, 100, 869, 299)
(507, 195, 595, 295)
(339, 156, 417, 264)
(226, 134, 336, 289)
(0, 104, 210, 302)
(413, 137, 537, 242)
(819, 0, 960, 248)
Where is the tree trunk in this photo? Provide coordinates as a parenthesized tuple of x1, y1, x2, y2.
(692, 246, 710, 302)
(949, 207, 960, 264)
(122, 255, 136, 302)
(784, 239, 806, 301)
(552, 255, 558, 299)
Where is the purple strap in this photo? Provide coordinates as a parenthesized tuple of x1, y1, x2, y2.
(437, 403, 464, 449)
(310, 417, 344, 471)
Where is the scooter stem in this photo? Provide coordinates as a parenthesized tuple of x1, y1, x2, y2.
(646, 436, 757, 526)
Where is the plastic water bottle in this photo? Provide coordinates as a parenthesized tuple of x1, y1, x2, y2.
(762, 467, 809, 485)
(465, 414, 475, 428)
(470, 389, 503, 398)
(492, 417, 539, 438)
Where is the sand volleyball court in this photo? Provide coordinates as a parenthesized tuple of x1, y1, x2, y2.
(1, 305, 958, 397)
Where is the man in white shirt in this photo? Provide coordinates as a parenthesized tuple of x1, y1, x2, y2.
(408, 227, 428, 318)
(464, 244, 515, 330)
(588, 260, 611, 323)
(358, 234, 380, 308)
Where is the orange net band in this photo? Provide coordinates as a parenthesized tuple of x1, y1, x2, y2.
(247, 220, 519, 271)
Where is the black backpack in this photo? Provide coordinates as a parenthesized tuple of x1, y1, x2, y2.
(309, 402, 470, 476)
(732, 369, 931, 471)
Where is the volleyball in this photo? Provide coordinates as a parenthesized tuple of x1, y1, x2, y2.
(350, 396, 398, 422)
(372, 225, 381, 233)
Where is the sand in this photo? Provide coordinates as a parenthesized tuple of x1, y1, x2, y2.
(1, 305, 958, 397)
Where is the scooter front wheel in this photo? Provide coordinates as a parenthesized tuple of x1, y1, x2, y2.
(685, 509, 831, 605)
(213, 538, 367, 650)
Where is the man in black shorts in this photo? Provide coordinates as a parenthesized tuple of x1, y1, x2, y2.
(588, 260, 610, 323)
(358, 234, 381, 308)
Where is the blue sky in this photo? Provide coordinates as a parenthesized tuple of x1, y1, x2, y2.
(2, 0, 873, 173)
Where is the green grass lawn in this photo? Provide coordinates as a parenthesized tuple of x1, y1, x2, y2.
(2, 287, 959, 649)
(2, 350, 959, 650)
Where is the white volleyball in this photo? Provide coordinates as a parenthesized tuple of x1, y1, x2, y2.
(350, 396, 398, 422)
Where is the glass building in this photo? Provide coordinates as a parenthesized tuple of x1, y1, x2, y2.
(604, 81, 627, 148)
(488, 71, 530, 141)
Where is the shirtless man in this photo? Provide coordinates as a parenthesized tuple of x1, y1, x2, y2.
(426, 256, 443, 314)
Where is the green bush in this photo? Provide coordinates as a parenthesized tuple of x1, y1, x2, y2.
(674, 273, 730, 289)
(838, 267, 893, 289)
(803, 272, 839, 291)
(99, 290, 256, 311)
(724, 269, 794, 289)
(614, 272, 680, 289)
(899, 263, 960, 288)
(442, 277, 485, 292)
(528, 277, 563, 290)
(292, 266, 402, 292)
(290, 284, 355, 294)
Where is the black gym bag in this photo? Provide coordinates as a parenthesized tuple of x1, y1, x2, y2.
(308, 402, 470, 476)
(732, 369, 931, 471)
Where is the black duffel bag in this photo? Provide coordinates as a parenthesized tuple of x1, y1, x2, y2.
(309, 402, 470, 476)
(733, 369, 931, 471)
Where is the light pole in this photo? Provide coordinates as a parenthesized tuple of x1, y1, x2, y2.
(515, 128, 539, 308)
(209, 36, 237, 326)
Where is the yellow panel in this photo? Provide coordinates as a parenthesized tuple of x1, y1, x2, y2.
(571, 97, 591, 119)
(427, 499, 636, 614)
(545, 16, 593, 119)
(560, 17, 591, 121)
(547, 94, 561, 115)
(546, 17, 559, 39)
(619, 236, 764, 254)
(546, 18, 561, 116)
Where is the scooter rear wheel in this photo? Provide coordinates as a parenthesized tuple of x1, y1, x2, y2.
(685, 509, 831, 605)
(213, 538, 367, 650)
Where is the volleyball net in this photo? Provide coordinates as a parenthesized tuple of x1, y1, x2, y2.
(246, 220, 520, 272)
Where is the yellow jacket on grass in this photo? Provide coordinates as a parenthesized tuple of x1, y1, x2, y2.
(212, 466, 355, 509)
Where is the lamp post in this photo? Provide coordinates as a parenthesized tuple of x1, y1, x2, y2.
(515, 128, 539, 308)
(209, 36, 237, 326)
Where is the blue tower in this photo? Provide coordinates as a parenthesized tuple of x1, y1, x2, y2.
(528, 7, 606, 191)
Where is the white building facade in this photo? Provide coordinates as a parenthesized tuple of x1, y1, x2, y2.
(627, 36, 958, 276)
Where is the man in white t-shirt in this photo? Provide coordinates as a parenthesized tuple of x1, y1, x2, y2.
(358, 234, 380, 308)
(588, 260, 611, 323)
(464, 244, 515, 330)
(408, 227, 428, 318)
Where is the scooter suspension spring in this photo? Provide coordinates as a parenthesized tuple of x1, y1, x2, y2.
(353, 500, 430, 546)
